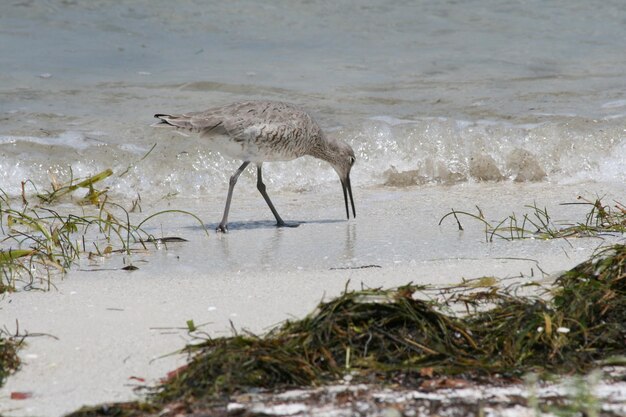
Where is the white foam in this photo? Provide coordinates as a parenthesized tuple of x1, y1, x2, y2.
(119, 143, 153, 154)
(368, 116, 418, 126)
(0, 162, 35, 196)
(0, 132, 98, 150)
(602, 113, 626, 121)
(602, 99, 626, 109)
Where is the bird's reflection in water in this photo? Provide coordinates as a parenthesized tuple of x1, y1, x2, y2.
(215, 219, 358, 271)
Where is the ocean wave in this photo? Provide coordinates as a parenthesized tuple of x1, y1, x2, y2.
(340, 115, 626, 187)
(1, 115, 624, 201)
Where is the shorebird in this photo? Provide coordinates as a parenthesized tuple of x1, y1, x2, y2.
(154, 101, 356, 232)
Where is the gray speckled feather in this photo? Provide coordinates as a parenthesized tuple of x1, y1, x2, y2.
(155, 101, 323, 162)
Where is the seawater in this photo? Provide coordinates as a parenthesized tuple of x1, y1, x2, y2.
(1, 0, 625, 200)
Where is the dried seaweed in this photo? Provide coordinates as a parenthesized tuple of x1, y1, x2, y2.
(63, 244, 626, 416)
(0, 330, 21, 387)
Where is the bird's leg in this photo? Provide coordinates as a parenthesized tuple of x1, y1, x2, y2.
(256, 164, 286, 226)
(217, 161, 250, 233)
(256, 164, 297, 228)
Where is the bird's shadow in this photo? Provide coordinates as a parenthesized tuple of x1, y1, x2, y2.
(183, 218, 346, 232)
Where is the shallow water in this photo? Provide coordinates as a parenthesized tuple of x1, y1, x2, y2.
(1, 0, 626, 199)
(111, 183, 625, 274)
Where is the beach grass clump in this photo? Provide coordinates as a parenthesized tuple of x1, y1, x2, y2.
(35, 168, 114, 205)
(0, 170, 206, 290)
(440, 196, 626, 241)
(0, 331, 21, 387)
(1, 175, 128, 288)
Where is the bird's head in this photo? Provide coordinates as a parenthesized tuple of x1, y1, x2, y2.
(327, 139, 356, 220)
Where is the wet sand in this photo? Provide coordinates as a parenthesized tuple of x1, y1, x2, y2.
(1, 182, 625, 416)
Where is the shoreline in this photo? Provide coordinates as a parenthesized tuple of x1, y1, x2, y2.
(1, 183, 625, 416)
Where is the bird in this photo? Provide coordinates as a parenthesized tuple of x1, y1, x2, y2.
(154, 100, 356, 232)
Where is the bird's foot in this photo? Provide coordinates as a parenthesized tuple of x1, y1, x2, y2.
(277, 221, 299, 228)
(216, 223, 228, 233)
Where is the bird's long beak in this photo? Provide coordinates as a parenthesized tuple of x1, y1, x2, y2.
(341, 175, 356, 219)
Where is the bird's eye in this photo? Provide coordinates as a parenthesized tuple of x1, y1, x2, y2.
(349, 156, 356, 165)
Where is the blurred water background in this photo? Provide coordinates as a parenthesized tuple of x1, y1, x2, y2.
(1, 0, 625, 199)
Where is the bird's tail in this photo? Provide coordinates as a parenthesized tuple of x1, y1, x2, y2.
(151, 114, 177, 128)
(152, 113, 225, 135)
(152, 114, 198, 131)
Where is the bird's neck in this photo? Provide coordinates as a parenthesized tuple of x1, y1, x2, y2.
(307, 136, 338, 164)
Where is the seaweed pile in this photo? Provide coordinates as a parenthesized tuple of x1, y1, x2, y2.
(156, 285, 477, 405)
(159, 246, 624, 405)
(65, 244, 626, 416)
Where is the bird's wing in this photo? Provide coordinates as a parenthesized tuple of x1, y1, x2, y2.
(155, 101, 310, 141)
(218, 102, 307, 141)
